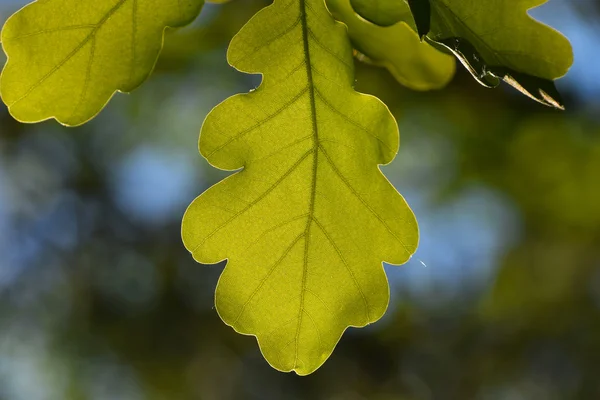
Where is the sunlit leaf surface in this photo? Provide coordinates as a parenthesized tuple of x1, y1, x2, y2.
(0, 0, 204, 126)
(349, 0, 410, 27)
(182, 0, 418, 375)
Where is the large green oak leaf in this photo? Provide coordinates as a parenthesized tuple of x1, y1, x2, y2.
(327, 0, 455, 91)
(353, 0, 574, 109)
(182, 0, 418, 375)
(1, 0, 204, 126)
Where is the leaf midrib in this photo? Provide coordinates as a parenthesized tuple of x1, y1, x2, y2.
(294, 0, 319, 369)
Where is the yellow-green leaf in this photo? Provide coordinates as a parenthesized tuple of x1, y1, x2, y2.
(182, 0, 418, 375)
(327, 0, 455, 91)
(0, 0, 204, 126)
(349, 0, 410, 27)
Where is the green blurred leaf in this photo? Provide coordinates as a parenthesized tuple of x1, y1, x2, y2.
(328, 0, 455, 90)
(353, 0, 573, 108)
(349, 0, 410, 26)
(182, 0, 418, 375)
(0, 0, 204, 126)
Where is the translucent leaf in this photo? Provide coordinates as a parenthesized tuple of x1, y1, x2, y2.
(182, 0, 418, 375)
(0, 0, 204, 126)
(349, 0, 410, 26)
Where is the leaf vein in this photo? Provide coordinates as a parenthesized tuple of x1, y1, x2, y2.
(7, 0, 130, 107)
(191, 149, 314, 255)
(69, 36, 96, 122)
(206, 85, 310, 158)
(312, 216, 370, 323)
(231, 9, 302, 65)
(232, 233, 305, 325)
(306, 26, 353, 71)
(4, 25, 96, 40)
(314, 87, 394, 153)
(318, 146, 413, 257)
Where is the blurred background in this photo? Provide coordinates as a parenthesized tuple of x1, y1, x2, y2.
(1, 0, 600, 399)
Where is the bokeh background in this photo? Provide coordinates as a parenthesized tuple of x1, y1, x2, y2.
(1, 0, 600, 399)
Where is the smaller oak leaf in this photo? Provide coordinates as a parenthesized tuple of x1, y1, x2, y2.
(327, 0, 455, 91)
(0, 0, 204, 126)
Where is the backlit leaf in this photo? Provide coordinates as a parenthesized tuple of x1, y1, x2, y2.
(0, 0, 204, 126)
(182, 0, 418, 375)
(349, 0, 410, 27)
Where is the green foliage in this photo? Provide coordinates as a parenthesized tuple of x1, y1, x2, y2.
(327, 0, 455, 90)
(0, 0, 574, 375)
(0, 0, 204, 126)
(181, 0, 418, 375)
(349, 0, 410, 27)
(351, 0, 573, 108)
